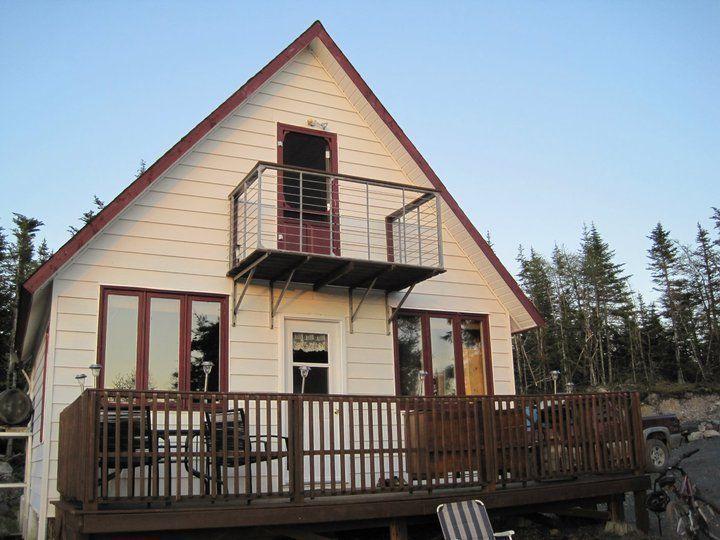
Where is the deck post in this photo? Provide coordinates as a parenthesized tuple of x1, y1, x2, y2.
(630, 393, 645, 473)
(482, 398, 497, 491)
(289, 397, 305, 503)
(389, 518, 408, 540)
(82, 391, 98, 508)
(633, 489, 649, 534)
(608, 494, 625, 522)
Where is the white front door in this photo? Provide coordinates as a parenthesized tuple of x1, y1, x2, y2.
(283, 318, 342, 491)
(284, 319, 341, 394)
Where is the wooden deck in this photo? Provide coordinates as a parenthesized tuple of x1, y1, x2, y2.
(54, 390, 650, 538)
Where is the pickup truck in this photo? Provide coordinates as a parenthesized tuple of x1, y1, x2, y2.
(643, 414, 685, 472)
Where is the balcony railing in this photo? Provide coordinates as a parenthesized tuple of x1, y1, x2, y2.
(58, 390, 644, 508)
(228, 162, 444, 272)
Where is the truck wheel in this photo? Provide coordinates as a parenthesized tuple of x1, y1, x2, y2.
(646, 438, 669, 472)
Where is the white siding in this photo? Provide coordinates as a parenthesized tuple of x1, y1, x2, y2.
(38, 44, 519, 520)
(28, 334, 47, 515)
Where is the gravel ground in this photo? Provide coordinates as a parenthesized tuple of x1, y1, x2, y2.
(629, 436, 720, 539)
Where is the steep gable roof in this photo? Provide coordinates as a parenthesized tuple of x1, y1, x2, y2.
(18, 20, 542, 354)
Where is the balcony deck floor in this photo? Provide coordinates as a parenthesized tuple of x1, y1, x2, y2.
(228, 248, 445, 291)
(53, 473, 650, 537)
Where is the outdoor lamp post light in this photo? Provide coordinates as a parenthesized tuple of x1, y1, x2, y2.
(550, 370, 560, 394)
(75, 374, 87, 393)
(566, 381, 575, 394)
(299, 365, 311, 394)
(418, 370, 428, 396)
(201, 361, 214, 392)
(89, 364, 102, 388)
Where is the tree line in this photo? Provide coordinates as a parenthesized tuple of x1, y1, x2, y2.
(513, 209, 720, 393)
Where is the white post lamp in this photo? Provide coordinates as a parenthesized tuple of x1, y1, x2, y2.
(550, 370, 560, 395)
(299, 365, 311, 394)
(89, 364, 102, 388)
(75, 373, 87, 393)
(201, 361, 214, 392)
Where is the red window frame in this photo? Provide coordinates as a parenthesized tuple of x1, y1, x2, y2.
(392, 309, 494, 396)
(97, 286, 229, 392)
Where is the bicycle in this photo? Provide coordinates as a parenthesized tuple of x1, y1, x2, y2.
(647, 448, 720, 539)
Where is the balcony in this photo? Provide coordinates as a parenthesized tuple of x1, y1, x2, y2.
(228, 162, 445, 294)
(55, 390, 649, 537)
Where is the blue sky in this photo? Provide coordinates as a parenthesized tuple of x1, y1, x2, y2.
(1, 1, 718, 299)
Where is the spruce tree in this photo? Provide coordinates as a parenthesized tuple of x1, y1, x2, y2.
(35, 239, 51, 267)
(136, 159, 147, 178)
(580, 224, 629, 385)
(647, 223, 686, 383)
(68, 195, 105, 235)
(11, 214, 43, 291)
(0, 228, 14, 386)
(6, 214, 43, 388)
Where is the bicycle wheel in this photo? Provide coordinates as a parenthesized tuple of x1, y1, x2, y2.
(667, 499, 693, 538)
(696, 499, 720, 540)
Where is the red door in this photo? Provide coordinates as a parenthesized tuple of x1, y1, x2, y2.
(277, 124, 339, 256)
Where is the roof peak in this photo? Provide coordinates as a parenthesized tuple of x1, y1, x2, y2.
(16, 20, 541, 355)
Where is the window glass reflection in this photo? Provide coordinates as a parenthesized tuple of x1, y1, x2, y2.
(147, 297, 180, 390)
(292, 366, 328, 394)
(292, 332, 329, 394)
(397, 315, 424, 396)
(104, 295, 138, 389)
(190, 300, 221, 391)
(461, 320, 486, 395)
(429, 317, 456, 396)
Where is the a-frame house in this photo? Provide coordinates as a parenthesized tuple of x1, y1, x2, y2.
(15, 21, 647, 540)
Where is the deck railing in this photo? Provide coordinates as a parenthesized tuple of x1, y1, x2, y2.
(228, 162, 444, 271)
(57, 390, 645, 508)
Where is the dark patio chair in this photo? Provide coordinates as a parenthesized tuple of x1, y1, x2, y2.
(184, 407, 288, 495)
(98, 406, 158, 494)
(437, 499, 514, 540)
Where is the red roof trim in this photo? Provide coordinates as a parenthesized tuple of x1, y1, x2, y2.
(21, 20, 543, 330)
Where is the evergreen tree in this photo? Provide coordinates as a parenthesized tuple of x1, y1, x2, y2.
(647, 223, 687, 383)
(5, 214, 43, 388)
(11, 215, 43, 291)
(676, 224, 719, 379)
(68, 195, 105, 235)
(0, 228, 14, 386)
(35, 239, 51, 266)
(136, 159, 147, 178)
(579, 224, 630, 385)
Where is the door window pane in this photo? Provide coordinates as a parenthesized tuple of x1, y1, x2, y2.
(147, 297, 180, 390)
(461, 320, 486, 395)
(292, 366, 328, 394)
(292, 332, 328, 394)
(429, 317, 456, 396)
(396, 315, 424, 396)
(104, 295, 139, 389)
(189, 300, 221, 392)
(292, 332, 328, 363)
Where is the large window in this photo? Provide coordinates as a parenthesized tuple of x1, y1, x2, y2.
(98, 288, 227, 392)
(393, 311, 492, 396)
